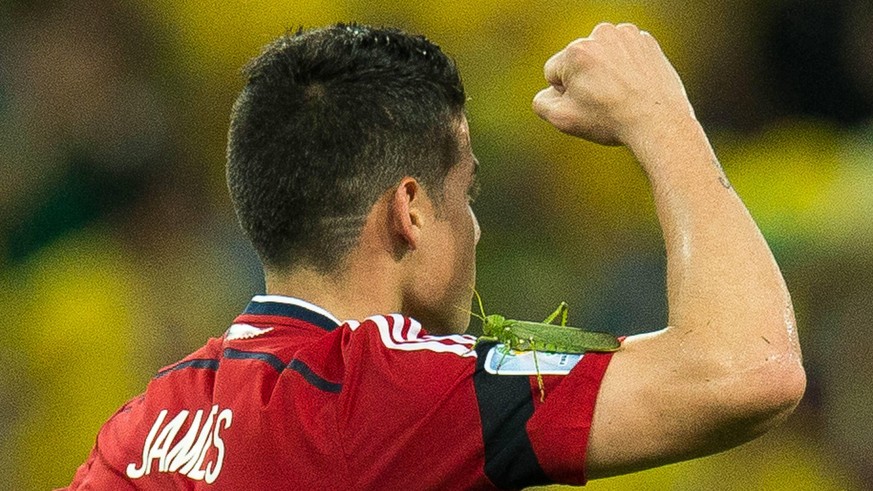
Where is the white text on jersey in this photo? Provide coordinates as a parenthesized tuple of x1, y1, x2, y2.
(126, 405, 233, 484)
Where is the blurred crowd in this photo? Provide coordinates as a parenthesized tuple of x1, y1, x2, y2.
(1, 0, 871, 489)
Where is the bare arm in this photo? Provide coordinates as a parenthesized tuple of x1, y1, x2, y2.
(533, 23, 805, 477)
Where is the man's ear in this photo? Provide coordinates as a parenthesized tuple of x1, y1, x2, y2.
(390, 177, 425, 252)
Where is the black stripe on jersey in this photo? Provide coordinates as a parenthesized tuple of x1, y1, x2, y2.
(287, 358, 342, 393)
(223, 348, 285, 373)
(244, 301, 339, 332)
(472, 342, 550, 489)
(155, 358, 220, 379)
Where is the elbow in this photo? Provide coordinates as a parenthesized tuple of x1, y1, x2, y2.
(760, 357, 806, 427)
(751, 302, 807, 422)
(714, 355, 807, 444)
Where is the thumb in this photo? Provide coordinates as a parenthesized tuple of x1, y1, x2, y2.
(532, 86, 575, 133)
(532, 85, 565, 122)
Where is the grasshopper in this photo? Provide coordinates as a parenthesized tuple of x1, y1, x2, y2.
(468, 290, 620, 401)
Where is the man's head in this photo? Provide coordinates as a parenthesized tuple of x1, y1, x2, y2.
(227, 23, 467, 275)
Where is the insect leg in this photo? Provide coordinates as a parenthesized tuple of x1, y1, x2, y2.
(468, 335, 499, 354)
(495, 332, 519, 374)
(542, 302, 569, 326)
(495, 344, 510, 374)
(530, 339, 545, 402)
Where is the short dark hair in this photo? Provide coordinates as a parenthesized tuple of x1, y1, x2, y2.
(227, 23, 466, 274)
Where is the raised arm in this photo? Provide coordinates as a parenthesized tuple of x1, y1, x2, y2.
(532, 23, 805, 478)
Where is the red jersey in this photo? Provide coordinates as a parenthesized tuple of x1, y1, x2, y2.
(64, 295, 615, 490)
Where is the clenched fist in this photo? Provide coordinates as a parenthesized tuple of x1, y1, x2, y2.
(532, 23, 695, 147)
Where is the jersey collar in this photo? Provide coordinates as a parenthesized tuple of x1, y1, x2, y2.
(235, 294, 342, 332)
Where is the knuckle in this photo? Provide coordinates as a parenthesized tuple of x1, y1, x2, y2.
(592, 22, 616, 35)
(565, 41, 600, 66)
(565, 37, 587, 52)
(616, 22, 640, 33)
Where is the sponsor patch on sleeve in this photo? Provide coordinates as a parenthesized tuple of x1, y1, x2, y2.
(484, 344, 583, 375)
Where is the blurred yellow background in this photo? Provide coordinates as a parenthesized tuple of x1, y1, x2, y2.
(1, 0, 871, 489)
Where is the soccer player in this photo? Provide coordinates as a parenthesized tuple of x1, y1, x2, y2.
(64, 22, 805, 489)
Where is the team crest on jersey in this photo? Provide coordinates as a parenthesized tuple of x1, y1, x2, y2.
(126, 405, 232, 484)
(484, 344, 582, 375)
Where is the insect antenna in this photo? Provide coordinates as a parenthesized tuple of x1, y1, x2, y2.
(472, 288, 488, 320)
(457, 285, 488, 323)
(454, 305, 485, 322)
(455, 297, 485, 354)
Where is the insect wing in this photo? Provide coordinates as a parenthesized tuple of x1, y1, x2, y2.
(506, 320, 620, 353)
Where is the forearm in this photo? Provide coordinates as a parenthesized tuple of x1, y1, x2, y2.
(628, 114, 802, 374)
(582, 114, 807, 474)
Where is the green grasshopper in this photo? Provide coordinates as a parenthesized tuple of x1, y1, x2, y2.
(468, 290, 620, 401)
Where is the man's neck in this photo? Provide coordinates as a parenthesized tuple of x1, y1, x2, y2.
(264, 260, 402, 322)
